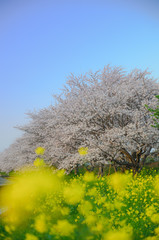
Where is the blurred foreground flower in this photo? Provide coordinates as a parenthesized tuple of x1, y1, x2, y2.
(0, 167, 62, 226)
(25, 233, 38, 240)
(109, 172, 131, 194)
(103, 229, 132, 240)
(78, 147, 88, 155)
(34, 214, 47, 233)
(35, 147, 45, 155)
(33, 157, 45, 167)
(51, 219, 76, 237)
(83, 171, 95, 182)
(63, 181, 85, 205)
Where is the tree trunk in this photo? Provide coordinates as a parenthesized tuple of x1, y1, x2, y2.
(108, 164, 111, 176)
(113, 163, 117, 172)
(121, 166, 126, 173)
(74, 164, 79, 175)
(98, 163, 104, 177)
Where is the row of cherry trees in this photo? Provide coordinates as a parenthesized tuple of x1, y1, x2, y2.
(0, 65, 159, 173)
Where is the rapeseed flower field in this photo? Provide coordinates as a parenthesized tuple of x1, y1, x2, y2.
(0, 148, 158, 240)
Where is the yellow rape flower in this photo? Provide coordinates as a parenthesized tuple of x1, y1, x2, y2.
(34, 158, 45, 167)
(113, 200, 124, 209)
(146, 206, 156, 217)
(5, 225, 15, 233)
(155, 227, 159, 235)
(60, 207, 70, 215)
(0, 168, 61, 226)
(63, 182, 85, 205)
(25, 233, 39, 240)
(145, 237, 159, 240)
(103, 229, 132, 240)
(84, 214, 97, 226)
(51, 220, 76, 237)
(34, 214, 47, 233)
(103, 202, 114, 211)
(83, 171, 96, 182)
(87, 187, 98, 196)
(92, 222, 104, 232)
(35, 147, 45, 155)
(109, 173, 131, 194)
(150, 214, 159, 224)
(78, 147, 88, 155)
(78, 200, 93, 216)
(56, 169, 66, 178)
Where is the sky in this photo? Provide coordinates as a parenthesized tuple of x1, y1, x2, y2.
(0, 0, 159, 152)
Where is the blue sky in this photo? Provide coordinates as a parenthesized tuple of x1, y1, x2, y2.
(0, 0, 159, 152)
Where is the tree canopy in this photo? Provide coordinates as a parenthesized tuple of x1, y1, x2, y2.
(0, 65, 159, 173)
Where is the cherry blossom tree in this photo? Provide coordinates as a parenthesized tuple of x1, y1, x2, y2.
(0, 65, 159, 173)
